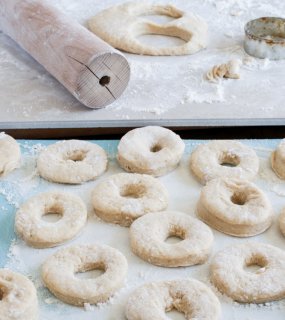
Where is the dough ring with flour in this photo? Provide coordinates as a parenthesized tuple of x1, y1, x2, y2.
(190, 140, 259, 184)
(117, 126, 185, 177)
(92, 172, 168, 227)
(15, 191, 87, 248)
(42, 244, 128, 306)
(0, 132, 21, 177)
(197, 178, 273, 237)
(125, 279, 221, 320)
(37, 140, 107, 184)
(88, 2, 208, 56)
(0, 269, 38, 320)
(271, 139, 285, 179)
(130, 211, 213, 267)
(210, 243, 285, 303)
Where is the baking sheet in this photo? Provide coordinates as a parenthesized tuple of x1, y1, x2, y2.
(1, 0, 285, 129)
(1, 139, 285, 319)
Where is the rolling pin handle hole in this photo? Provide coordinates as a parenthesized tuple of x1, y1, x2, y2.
(99, 76, 111, 86)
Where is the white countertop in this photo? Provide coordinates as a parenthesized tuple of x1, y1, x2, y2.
(0, 0, 285, 129)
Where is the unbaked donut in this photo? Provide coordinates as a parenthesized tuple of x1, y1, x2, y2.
(15, 191, 87, 248)
(0, 132, 21, 177)
(37, 140, 107, 184)
(197, 178, 273, 237)
(42, 244, 128, 306)
(0, 269, 38, 320)
(88, 2, 208, 56)
(271, 139, 285, 179)
(130, 211, 213, 267)
(279, 208, 285, 236)
(117, 126, 185, 177)
(190, 140, 259, 184)
(125, 279, 221, 320)
(210, 243, 285, 303)
(92, 172, 168, 227)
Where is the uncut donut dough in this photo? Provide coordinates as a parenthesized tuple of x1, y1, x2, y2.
(0, 269, 38, 320)
(88, 2, 208, 56)
(0, 132, 21, 177)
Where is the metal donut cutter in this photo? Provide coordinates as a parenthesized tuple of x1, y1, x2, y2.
(244, 17, 285, 60)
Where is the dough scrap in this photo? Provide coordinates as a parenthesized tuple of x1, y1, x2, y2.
(206, 59, 242, 82)
(88, 2, 208, 56)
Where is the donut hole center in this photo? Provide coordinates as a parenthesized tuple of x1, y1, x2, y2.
(64, 150, 87, 162)
(150, 143, 163, 153)
(231, 191, 248, 206)
(165, 227, 185, 244)
(244, 255, 268, 274)
(75, 263, 105, 280)
(120, 184, 147, 199)
(220, 152, 240, 167)
(166, 309, 185, 320)
(42, 205, 63, 223)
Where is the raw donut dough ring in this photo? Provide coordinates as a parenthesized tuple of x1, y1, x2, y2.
(92, 172, 168, 227)
(88, 2, 208, 56)
(125, 279, 221, 320)
(197, 178, 273, 237)
(0, 132, 21, 177)
(130, 211, 213, 267)
(37, 140, 107, 184)
(42, 244, 128, 306)
(0, 269, 38, 320)
(15, 191, 87, 248)
(190, 140, 259, 184)
(279, 208, 285, 236)
(117, 126, 185, 177)
(210, 243, 285, 303)
(271, 139, 285, 179)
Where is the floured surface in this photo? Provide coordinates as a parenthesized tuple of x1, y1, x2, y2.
(0, 0, 285, 128)
(1, 139, 285, 319)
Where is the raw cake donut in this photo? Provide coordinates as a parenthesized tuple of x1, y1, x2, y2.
(210, 243, 285, 303)
(15, 191, 87, 248)
(0, 269, 38, 320)
(130, 211, 213, 267)
(271, 139, 285, 179)
(92, 172, 168, 226)
(37, 140, 107, 184)
(197, 178, 273, 237)
(88, 2, 208, 56)
(42, 244, 128, 306)
(117, 126, 185, 177)
(0, 132, 21, 177)
(190, 140, 259, 184)
(125, 279, 221, 320)
(278, 208, 285, 236)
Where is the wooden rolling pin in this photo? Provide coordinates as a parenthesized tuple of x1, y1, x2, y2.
(0, 0, 130, 109)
